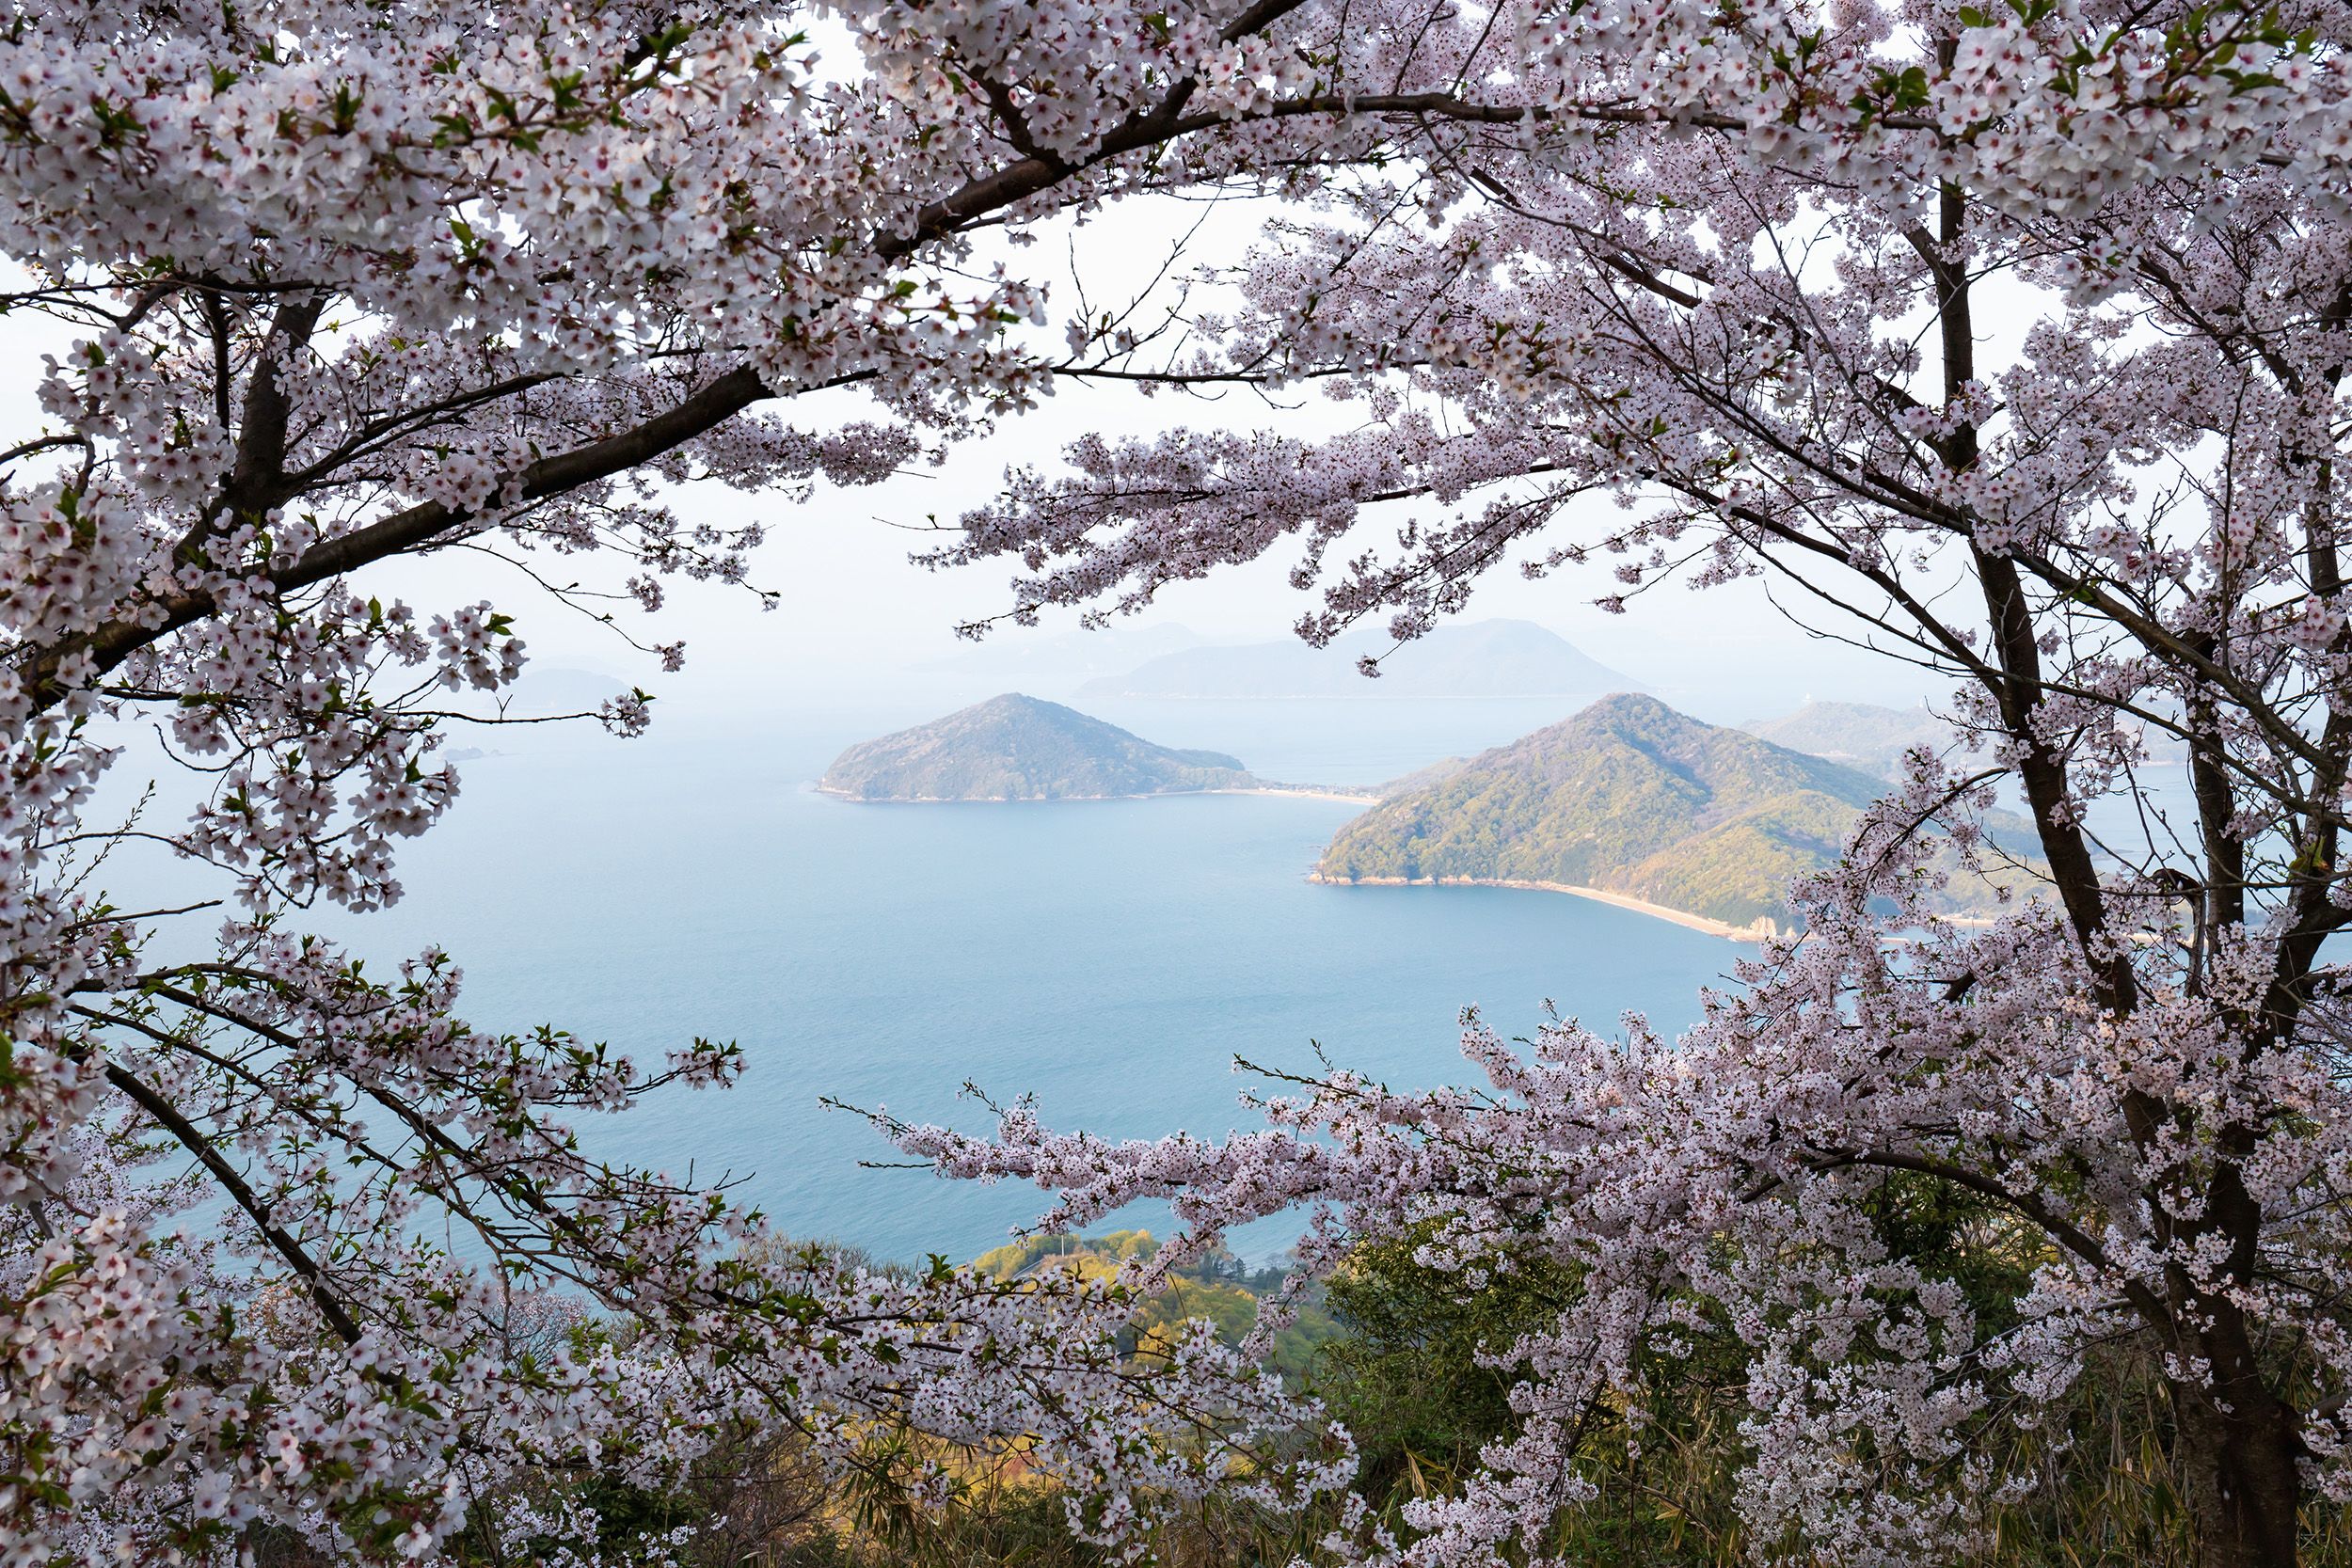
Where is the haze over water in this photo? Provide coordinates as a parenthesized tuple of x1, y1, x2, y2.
(317, 692, 1745, 1264)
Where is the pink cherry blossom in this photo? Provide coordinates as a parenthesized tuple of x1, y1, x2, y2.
(8, 0, 2352, 1562)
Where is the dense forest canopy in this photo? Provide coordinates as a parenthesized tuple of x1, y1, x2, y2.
(1311, 692, 2033, 928)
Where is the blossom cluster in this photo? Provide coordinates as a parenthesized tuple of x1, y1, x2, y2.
(894, 826, 2352, 1560)
(10, 0, 2352, 1561)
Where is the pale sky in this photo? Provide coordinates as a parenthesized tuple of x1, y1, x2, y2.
(0, 212, 1940, 732)
(458, 363, 1940, 726)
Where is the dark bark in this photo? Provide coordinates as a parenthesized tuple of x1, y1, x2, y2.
(1920, 175, 2307, 1568)
(2171, 1369, 2305, 1568)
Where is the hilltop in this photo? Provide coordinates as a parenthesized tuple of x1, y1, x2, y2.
(1314, 693, 2034, 934)
(818, 694, 1254, 801)
(1740, 700, 1953, 777)
(1077, 619, 1640, 700)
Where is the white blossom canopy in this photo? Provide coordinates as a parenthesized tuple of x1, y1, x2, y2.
(7, 0, 2352, 1564)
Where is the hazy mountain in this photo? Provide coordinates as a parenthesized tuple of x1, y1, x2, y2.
(1315, 693, 2034, 930)
(1740, 700, 1953, 777)
(499, 667, 630, 716)
(915, 623, 1211, 681)
(818, 694, 1254, 801)
(1077, 620, 1641, 700)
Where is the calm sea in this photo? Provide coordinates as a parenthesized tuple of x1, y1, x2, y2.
(247, 695, 1750, 1265)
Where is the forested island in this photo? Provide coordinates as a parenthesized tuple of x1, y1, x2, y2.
(820, 692, 2034, 937)
(818, 693, 1255, 800)
(1313, 693, 2031, 935)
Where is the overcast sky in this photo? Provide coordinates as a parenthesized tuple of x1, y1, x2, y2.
(437, 360, 1943, 725)
(0, 214, 1943, 732)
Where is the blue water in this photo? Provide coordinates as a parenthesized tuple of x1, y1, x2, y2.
(200, 698, 1751, 1265)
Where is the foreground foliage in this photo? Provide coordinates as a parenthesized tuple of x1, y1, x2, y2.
(12, 0, 2352, 1564)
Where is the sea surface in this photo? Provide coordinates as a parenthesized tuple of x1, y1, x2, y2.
(156, 694, 1759, 1265)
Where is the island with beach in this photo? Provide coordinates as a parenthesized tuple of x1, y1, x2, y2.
(1310, 693, 2039, 939)
(818, 693, 1259, 801)
(819, 690, 2041, 940)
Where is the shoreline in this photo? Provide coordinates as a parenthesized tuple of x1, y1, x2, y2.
(814, 782, 1384, 805)
(813, 783, 1380, 805)
(1307, 872, 1775, 942)
(1214, 784, 1382, 805)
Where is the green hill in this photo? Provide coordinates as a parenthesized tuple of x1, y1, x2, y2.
(1314, 693, 2032, 931)
(971, 1230, 1339, 1380)
(818, 693, 1253, 801)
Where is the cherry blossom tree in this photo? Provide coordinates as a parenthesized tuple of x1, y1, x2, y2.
(907, 7, 2352, 1568)
(9, 0, 2352, 1564)
(0, 0, 1407, 1558)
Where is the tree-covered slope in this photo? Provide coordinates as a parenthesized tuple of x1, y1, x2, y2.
(819, 693, 1253, 800)
(1316, 693, 2027, 927)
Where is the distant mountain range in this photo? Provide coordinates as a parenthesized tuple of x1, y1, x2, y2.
(1737, 699, 2165, 779)
(1740, 700, 1953, 777)
(1313, 693, 2035, 934)
(915, 622, 1209, 681)
(818, 694, 1255, 801)
(1077, 620, 1641, 700)
(498, 667, 631, 716)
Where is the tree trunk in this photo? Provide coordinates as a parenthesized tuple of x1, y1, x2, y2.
(2172, 1377, 2304, 1568)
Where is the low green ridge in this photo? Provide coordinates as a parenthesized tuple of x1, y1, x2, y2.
(819, 693, 1253, 801)
(1315, 692, 2035, 930)
(971, 1230, 1339, 1379)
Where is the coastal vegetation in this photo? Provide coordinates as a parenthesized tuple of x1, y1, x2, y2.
(372, 1218, 2352, 1568)
(818, 694, 1253, 801)
(1313, 694, 2035, 929)
(17, 0, 2352, 1564)
(969, 1230, 1342, 1381)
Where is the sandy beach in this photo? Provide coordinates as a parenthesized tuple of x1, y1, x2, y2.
(1307, 872, 1776, 942)
(1216, 784, 1384, 805)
